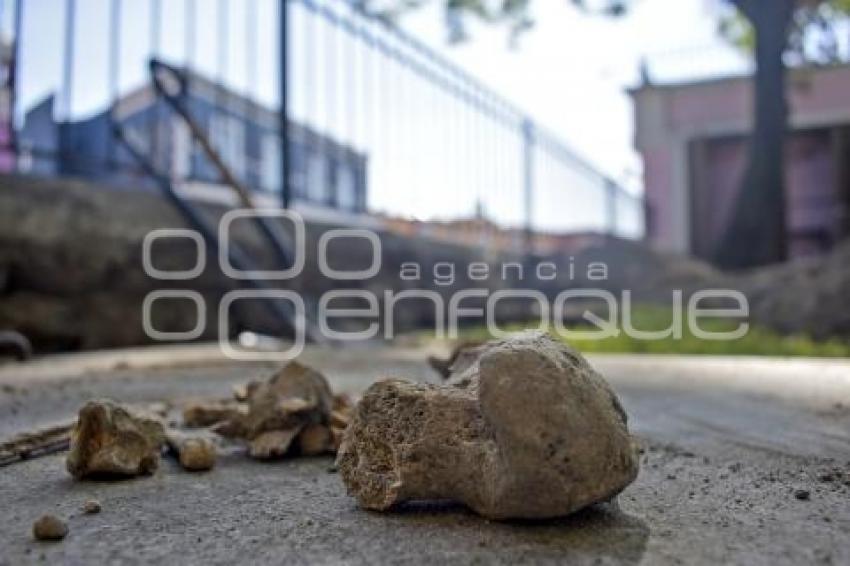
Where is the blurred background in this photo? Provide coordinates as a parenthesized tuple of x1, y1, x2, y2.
(0, 0, 848, 357)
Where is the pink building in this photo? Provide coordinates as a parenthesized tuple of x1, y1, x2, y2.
(631, 64, 850, 263)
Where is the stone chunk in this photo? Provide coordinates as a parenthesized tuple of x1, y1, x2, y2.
(66, 400, 165, 479)
(32, 514, 68, 541)
(82, 500, 101, 514)
(337, 331, 639, 520)
(182, 400, 247, 428)
(249, 427, 303, 459)
(297, 423, 332, 456)
(216, 361, 334, 460)
(427, 340, 485, 379)
(165, 430, 217, 471)
(177, 438, 216, 471)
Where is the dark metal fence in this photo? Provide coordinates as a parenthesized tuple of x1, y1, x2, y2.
(0, 0, 643, 249)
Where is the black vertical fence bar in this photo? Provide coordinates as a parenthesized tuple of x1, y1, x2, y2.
(107, 0, 120, 170)
(303, 0, 316, 202)
(9, 0, 22, 156)
(332, 4, 343, 208)
(246, 0, 256, 99)
(317, 0, 328, 205)
(184, 0, 195, 181)
(216, 0, 227, 140)
(368, 14, 380, 212)
(328, 3, 338, 207)
(280, 0, 292, 209)
(345, 4, 356, 158)
(149, 0, 161, 171)
(246, 0, 257, 190)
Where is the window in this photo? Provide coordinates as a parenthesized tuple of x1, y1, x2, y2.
(336, 162, 357, 211)
(171, 119, 191, 179)
(290, 142, 307, 198)
(260, 133, 280, 192)
(307, 150, 329, 204)
(210, 113, 246, 179)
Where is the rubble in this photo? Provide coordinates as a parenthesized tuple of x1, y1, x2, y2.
(337, 331, 639, 520)
(249, 428, 304, 459)
(297, 423, 333, 456)
(32, 514, 68, 541)
(82, 500, 101, 514)
(1, 403, 168, 468)
(214, 361, 336, 460)
(66, 399, 165, 479)
(165, 430, 217, 472)
(329, 393, 354, 450)
(182, 400, 247, 428)
(426, 340, 485, 379)
(231, 383, 254, 403)
(1, 361, 353, 481)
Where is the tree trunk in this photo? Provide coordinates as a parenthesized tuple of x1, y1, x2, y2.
(715, 0, 795, 268)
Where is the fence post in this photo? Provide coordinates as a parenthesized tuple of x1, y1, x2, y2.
(279, 0, 292, 209)
(8, 0, 22, 163)
(522, 118, 535, 256)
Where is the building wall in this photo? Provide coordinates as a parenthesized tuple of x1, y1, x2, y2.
(633, 64, 850, 261)
(17, 83, 369, 214)
(0, 42, 12, 173)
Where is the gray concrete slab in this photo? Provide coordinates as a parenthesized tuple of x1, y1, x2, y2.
(0, 345, 848, 565)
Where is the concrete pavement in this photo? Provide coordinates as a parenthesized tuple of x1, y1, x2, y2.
(0, 343, 848, 564)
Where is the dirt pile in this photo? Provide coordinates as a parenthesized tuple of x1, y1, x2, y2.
(739, 241, 850, 339)
(551, 236, 850, 339)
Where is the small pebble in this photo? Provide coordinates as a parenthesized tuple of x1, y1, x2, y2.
(794, 489, 811, 501)
(32, 515, 67, 541)
(82, 500, 101, 514)
(179, 438, 217, 471)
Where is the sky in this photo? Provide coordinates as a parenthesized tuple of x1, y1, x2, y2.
(397, 0, 751, 191)
(2, 0, 751, 236)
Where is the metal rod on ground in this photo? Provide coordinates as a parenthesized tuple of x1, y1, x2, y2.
(0, 421, 74, 467)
